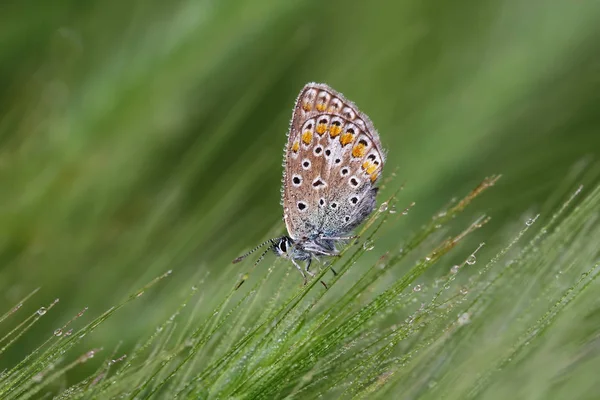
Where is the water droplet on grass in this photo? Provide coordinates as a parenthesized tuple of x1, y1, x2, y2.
(54, 329, 63, 337)
(450, 265, 460, 274)
(413, 285, 422, 292)
(466, 255, 477, 265)
(458, 313, 471, 325)
(37, 307, 47, 316)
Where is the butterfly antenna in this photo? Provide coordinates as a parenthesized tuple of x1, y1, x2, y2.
(232, 239, 274, 264)
(235, 246, 273, 290)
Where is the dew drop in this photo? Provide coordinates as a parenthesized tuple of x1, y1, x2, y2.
(425, 256, 432, 262)
(37, 307, 47, 316)
(413, 284, 422, 292)
(191, 285, 198, 291)
(450, 265, 460, 274)
(466, 255, 477, 265)
(389, 205, 397, 214)
(379, 202, 388, 212)
(458, 312, 471, 325)
(136, 291, 144, 298)
(525, 218, 535, 226)
(54, 329, 63, 337)
(460, 287, 468, 295)
(32, 373, 44, 383)
(65, 329, 73, 336)
(363, 240, 374, 251)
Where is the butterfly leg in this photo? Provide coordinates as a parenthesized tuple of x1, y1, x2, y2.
(291, 258, 308, 285)
(305, 258, 315, 277)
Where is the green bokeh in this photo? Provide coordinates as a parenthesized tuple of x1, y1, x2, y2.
(1, 0, 599, 378)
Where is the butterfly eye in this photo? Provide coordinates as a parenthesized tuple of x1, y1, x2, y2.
(279, 239, 288, 252)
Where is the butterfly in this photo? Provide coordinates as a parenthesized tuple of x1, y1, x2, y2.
(233, 83, 385, 285)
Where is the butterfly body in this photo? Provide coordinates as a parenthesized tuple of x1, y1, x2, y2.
(234, 83, 385, 284)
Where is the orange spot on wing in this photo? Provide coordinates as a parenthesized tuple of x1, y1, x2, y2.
(329, 125, 342, 137)
(316, 124, 327, 135)
(292, 141, 300, 152)
(301, 131, 312, 145)
(362, 161, 378, 174)
(316, 103, 327, 112)
(340, 132, 354, 146)
(370, 171, 379, 182)
(302, 102, 312, 111)
(352, 143, 367, 158)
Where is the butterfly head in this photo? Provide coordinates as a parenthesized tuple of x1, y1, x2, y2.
(272, 236, 294, 258)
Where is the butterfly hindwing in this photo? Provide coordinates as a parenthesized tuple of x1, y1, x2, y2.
(283, 83, 385, 240)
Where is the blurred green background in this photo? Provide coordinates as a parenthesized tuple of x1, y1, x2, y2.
(1, 0, 599, 373)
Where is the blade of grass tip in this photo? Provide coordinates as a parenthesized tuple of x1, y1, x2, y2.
(409, 175, 501, 249)
(113, 277, 201, 386)
(173, 272, 210, 348)
(148, 271, 273, 398)
(2, 270, 172, 396)
(0, 297, 60, 387)
(358, 293, 467, 400)
(87, 354, 128, 400)
(129, 321, 180, 399)
(465, 184, 585, 317)
(206, 262, 285, 371)
(466, 261, 600, 400)
(177, 267, 296, 395)
(86, 342, 124, 398)
(9, 347, 102, 400)
(0, 288, 40, 326)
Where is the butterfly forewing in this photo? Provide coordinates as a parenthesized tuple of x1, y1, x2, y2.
(283, 83, 385, 240)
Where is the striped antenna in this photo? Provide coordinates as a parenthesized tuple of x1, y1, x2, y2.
(232, 239, 275, 264)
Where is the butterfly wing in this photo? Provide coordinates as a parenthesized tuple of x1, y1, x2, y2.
(282, 83, 385, 240)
